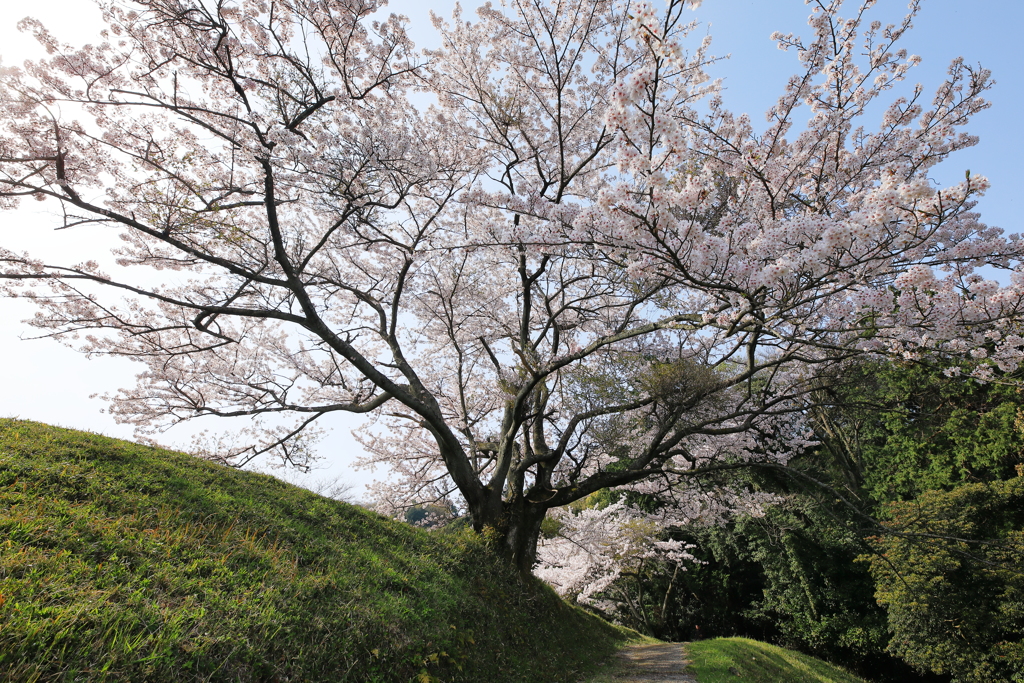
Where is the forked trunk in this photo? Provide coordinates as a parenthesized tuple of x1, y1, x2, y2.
(470, 495, 547, 575)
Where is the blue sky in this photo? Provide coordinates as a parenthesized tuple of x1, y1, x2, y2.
(0, 0, 1020, 494)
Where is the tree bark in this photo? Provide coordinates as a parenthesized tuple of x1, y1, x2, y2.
(470, 494, 548, 575)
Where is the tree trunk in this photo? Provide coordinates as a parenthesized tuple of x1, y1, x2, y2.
(470, 494, 547, 575)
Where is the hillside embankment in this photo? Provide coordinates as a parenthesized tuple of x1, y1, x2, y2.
(0, 419, 637, 682)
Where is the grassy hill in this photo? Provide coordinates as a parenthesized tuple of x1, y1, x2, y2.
(686, 638, 868, 683)
(584, 638, 868, 683)
(0, 419, 635, 682)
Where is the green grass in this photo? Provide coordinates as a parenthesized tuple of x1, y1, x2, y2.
(0, 419, 636, 682)
(687, 637, 868, 683)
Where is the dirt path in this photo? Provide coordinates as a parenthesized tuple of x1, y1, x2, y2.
(592, 642, 697, 682)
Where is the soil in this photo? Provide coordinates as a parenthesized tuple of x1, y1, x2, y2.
(600, 642, 697, 682)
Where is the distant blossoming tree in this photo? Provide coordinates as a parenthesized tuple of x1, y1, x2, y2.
(1, 0, 1021, 571)
(533, 486, 777, 625)
(535, 501, 699, 615)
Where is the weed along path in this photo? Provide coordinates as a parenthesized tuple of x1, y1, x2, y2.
(588, 642, 697, 682)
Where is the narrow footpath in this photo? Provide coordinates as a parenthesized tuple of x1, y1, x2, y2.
(596, 642, 697, 682)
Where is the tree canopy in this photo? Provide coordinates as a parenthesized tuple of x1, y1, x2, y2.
(1, 0, 1022, 570)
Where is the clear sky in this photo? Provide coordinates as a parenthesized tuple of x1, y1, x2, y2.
(1, 0, 1020, 495)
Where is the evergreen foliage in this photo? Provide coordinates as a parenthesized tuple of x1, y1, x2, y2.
(578, 360, 1024, 682)
(866, 479, 1024, 683)
(815, 361, 1024, 502)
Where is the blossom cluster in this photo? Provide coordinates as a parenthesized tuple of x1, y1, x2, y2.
(0, 0, 1019, 571)
(534, 501, 697, 606)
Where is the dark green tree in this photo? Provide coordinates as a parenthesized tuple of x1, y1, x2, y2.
(587, 360, 1024, 681)
(810, 361, 1024, 503)
(865, 478, 1024, 682)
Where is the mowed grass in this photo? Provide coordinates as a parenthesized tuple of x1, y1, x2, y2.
(687, 637, 868, 683)
(0, 419, 634, 682)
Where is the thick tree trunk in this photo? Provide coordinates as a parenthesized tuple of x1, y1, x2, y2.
(498, 504, 547, 575)
(469, 494, 547, 575)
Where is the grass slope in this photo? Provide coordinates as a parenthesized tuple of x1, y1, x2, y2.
(0, 419, 634, 682)
(687, 637, 868, 683)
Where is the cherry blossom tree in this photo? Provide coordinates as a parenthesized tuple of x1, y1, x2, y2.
(1, 0, 1021, 572)
(535, 500, 699, 622)
(533, 486, 777, 629)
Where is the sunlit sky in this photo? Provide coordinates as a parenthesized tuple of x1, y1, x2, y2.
(1, 0, 1021, 496)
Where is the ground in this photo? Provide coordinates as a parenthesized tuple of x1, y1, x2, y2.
(588, 643, 697, 682)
